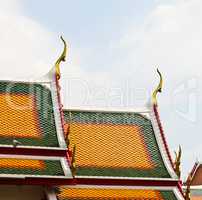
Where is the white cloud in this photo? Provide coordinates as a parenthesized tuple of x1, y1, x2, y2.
(120, 0, 202, 79)
(0, 0, 59, 79)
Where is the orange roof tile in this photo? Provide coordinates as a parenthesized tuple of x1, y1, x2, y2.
(69, 122, 154, 169)
(0, 94, 42, 138)
(0, 158, 45, 169)
(58, 187, 163, 199)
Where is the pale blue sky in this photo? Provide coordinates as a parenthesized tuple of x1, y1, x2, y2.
(22, 0, 156, 71)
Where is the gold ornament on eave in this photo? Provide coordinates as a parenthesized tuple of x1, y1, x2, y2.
(71, 144, 76, 177)
(185, 174, 191, 200)
(152, 68, 163, 105)
(55, 36, 67, 80)
(174, 145, 182, 178)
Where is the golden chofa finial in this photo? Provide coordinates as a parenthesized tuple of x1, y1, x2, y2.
(55, 36, 67, 80)
(185, 173, 191, 200)
(70, 144, 76, 177)
(174, 145, 182, 178)
(152, 68, 163, 105)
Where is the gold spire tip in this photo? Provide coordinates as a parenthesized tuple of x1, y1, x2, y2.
(152, 68, 163, 105)
(55, 36, 67, 80)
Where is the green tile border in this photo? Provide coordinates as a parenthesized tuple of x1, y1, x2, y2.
(0, 82, 59, 147)
(58, 189, 178, 200)
(64, 110, 170, 178)
(0, 159, 64, 176)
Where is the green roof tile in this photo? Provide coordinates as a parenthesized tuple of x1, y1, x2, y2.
(0, 81, 60, 147)
(63, 110, 170, 179)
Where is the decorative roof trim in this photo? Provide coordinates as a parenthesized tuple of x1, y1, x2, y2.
(152, 69, 163, 105)
(0, 177, 74, 185)
(150, 104, 178, 179)
(61, 157, 72, 177)
(189, 162, 200, 182)
(174, 146, 182, 178)
(74, 178, 180, 188)
(61, 184, 181, 190)
(50, 78, 66, 148)
(75, 175, 178, 182)
(0, 154, 66, 160)
(0, 145, 66, 151)
(174, 187, 186, 200)
(63, 107, 150, 114)
(0, 146, 67, 157)
(190, 185, 202, 189)
(55, 36, 67, 80)
(55, 77, 66, 147)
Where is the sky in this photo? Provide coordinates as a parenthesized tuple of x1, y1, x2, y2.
(1, 0, 202, 180)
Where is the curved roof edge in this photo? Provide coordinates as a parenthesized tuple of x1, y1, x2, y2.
(63, 102, 179, 181)
(150, 102, 178, 180)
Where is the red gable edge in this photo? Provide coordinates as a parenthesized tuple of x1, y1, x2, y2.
(153, 104, 175, 170)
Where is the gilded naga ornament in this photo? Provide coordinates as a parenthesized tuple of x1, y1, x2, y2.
(185, 174, 191, 200)
(70, 145, 76, 177)
(152, 69, 163, 105)
(174, 145, 182, 178)
(55, 36, 67, 80)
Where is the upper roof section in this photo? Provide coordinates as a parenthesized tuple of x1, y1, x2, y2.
(0, 81, 64, 148)
(64, 107, 177, 180)
(0, 37, 67, 150)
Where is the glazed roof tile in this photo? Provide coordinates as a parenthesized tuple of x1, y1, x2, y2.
(63, 109, 175, 179)
(0, 81, 65, 148)
(0, 155, 71, 178)
(57, 186, 184, 200)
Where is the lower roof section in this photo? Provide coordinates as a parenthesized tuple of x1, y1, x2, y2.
(57, 185, 184, 200)
(0, 154, 72, 180)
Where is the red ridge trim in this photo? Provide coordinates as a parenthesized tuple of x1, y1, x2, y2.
(54, 75, 71, 167)
(189, 162, 199, 180)
(0, 146, 67, 157)
(153, 104, 174, 170)
(75, 178, 179, 187)
(0, 177, 75, 186)
(0, 176, 179, 187)
(153, 104, 184, 197)
(55, 75, 66, 140)
(177, 180, 184, 196)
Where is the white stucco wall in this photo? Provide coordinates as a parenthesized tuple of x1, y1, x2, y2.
(0, 185, 45, 200)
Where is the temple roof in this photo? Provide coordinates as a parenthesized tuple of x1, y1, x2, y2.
(57, 185, 184, 200)
(0, 81, 65, 148)
(0, 78, 71, 183)
(0, 155, 69, 178)
(63, 108, 177, 180)
(0, 37, 185, 199)
(0, 37, 71, 183)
